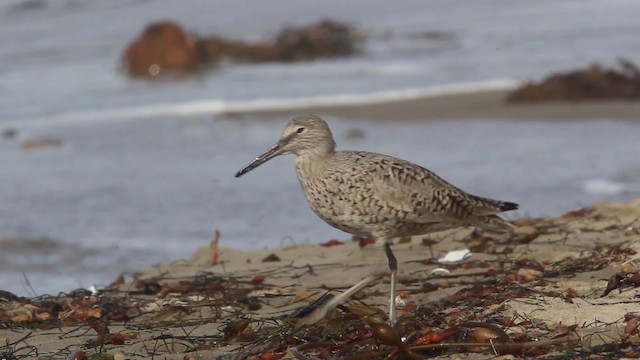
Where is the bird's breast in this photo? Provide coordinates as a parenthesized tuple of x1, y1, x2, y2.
(294, 161, 383, 236)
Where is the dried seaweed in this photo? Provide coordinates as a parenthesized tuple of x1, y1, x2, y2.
(1, 202, 639, 359)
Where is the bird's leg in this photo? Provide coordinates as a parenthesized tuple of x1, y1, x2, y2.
(384, 241, 398, 325)
(293, 238, 398, 331)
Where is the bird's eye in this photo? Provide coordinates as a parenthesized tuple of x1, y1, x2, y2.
(296, 127, 305, 134)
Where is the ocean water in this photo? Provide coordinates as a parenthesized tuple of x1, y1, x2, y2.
(1, 0, 640, 295)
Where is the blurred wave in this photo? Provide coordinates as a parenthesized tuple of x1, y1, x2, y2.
(583, 178, 640, 195)
(10, 79, 517, 128)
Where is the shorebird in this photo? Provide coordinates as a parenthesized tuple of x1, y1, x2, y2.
(235, 114, 518, 325)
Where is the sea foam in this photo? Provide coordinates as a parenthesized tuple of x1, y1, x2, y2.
(10, 79, 519, 129)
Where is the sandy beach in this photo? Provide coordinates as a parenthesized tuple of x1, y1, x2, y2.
(1, 197, 639, 359)
(250, 89, 640, 121)
(1, 92, 640, 359)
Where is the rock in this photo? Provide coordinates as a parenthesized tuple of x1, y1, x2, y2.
(2, 128, 17, 139)
(196, 36, 278, 63)
(197, 19, 357, 63)
(507, 58, 640, 102)
(274, 19, 358, 61)
(122, 19, 359, 78)
(122, 21, 199, 78)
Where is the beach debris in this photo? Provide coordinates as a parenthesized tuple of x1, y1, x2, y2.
(1, 201, 640, 358)
(430, 267, 450, 275)
(319, 239, 343, 247)
(460, 322, 512, 344)
(20, 137, 63, 150)
(562, 207, 594, 217)
(623, 313, 640, 339)
(624, 226, 640, 236)
(621, 259, 639, 273)
(356, 235, 376, 247)
(438, 249, 471, 263)
(155, 282, 193, 299)
(511, 218, 537, 227)
(122, 19, 359, 78)
(257, 352, 285, 360)
(261, 253, 281, 262)
(602, 270, 640, 297)
(211, 229, 221, 265)
(372, 322, 402, 346)
(88, 285, 98, 296)
(86, 318, 138, 347)
(342, 303, 385, 320)
(547, 324, 578, 340)
(106, 273, 125, 289)
(2, 128, 17, 139)
(516, 268, 543, 283)
(251, 274, 266, 284)
(248, 287, 291, 298)
(413, 328, 459, 345)
(134, 277, 162, 294)
(484, 268, 498, 277)
(66, 350, 87, 360)
(223, 318, 253, 340)
(508, 58, 640, 102)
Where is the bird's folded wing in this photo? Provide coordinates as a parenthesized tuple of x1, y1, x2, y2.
(364, 158, 509, 224)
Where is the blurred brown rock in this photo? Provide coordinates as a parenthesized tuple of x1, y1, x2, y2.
(196, 37, 279, 63)
(122, 19, 359, 78)
(123, 21, 199, 78)
(197, 19, 357, 64)
(508, 58, 640, 102)
(274, 19, 358, 61)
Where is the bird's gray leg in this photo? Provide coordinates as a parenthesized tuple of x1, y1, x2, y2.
(294, 237, 397, 330)
(383, 241, 398, 325)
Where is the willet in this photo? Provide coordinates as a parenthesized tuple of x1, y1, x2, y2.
(235, 114, 518, 325)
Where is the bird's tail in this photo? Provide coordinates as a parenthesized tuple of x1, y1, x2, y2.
(477, 214, 515, 233)
(468, 194, 519, 215)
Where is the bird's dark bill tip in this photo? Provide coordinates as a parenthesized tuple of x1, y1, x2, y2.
(501, 201, 519, 211)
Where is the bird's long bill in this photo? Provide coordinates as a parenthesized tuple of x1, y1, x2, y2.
(235, 144, 281, 177)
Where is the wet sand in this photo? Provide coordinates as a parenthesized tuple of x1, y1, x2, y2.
(250, 89, 640, 121)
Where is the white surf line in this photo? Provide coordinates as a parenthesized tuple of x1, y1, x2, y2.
(4, 79, 520, 129)
(583, 178, 640, 195)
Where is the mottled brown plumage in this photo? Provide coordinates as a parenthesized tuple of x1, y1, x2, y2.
(237, 114, 517, 239)
(235, 114, 518, 325)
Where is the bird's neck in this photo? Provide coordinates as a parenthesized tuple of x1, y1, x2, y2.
(298, 143, 335, 159)
(295, 148, 334, 178)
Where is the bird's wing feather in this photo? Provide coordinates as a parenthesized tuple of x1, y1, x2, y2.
(338, 152, 512, 224)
